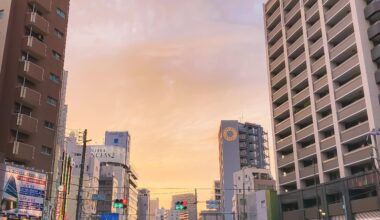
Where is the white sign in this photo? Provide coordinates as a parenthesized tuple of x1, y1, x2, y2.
(1, 165, 47, 217)
(206, 200, 220, 209)
(90, 145, 127, 165)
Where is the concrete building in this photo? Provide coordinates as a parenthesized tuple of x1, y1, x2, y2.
(167, 209, 181, 220)
(138, 189, 150, 220)
(264, 0, 380, 218)
(105, 131, 131, 165)
(128, 167, 139, 220)
(171, 193, 197, 220)
(199, 210, 222, 220)
(0, 0, 71, 193)
(218, 120, 268, 219)
(149, 198, 160, 220)
(156, 208, 168, 220)
(232, 167, 275, 220)
(213, 181, 221, 202)
(97, 174, 119, 215)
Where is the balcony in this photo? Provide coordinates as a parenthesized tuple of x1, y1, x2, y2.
(291, 70, 307, 89)
(320, 136, 335, 151)
(6, 141, 35, 163)
(289, 52, 306, 73)
(292, 87, 309, 106)
(25, 12, 49, 35)
(318, 114, 333, 131)
(344, 146, 373, 166)
(332, 54, 359, 81)
(328, 203, 344, 216)
(309, 38, 323, 58)
(315, 94, 330, 111)
(288, 36, 304, 58)
(323, 157, 339, 171)
(294, 105, 312, 123)
(297, 144, 316, 159)
(299, 165, 317, 179)
(351, 197, 379, 213)
(313, 74, 328, 92)
(371, 44, 380, 64)
(340, 121, 370, 143)
(16, 86, 41, 107)
(327, 13, 353, 43)
(277, 135, 293, 150)
(278, 153, 294, 167)
(270, 53, 285, 74)
(308, 20, 321, 41)
(365, 0, 380, 23)
(296, 124, 314, 141)
(275, 118, 291, 134)
(28, 0, 52, 13)
(11, 114, 38, 134)
(304, 207, 319, 220)
(335, 76, 362, 101)
(266, 7, 281, 28)
(265, 0, 278, 15)
(287, 20, 302, 42)
(330, 34, 356, 63)
(325, 0, 350, 25)
(305, 2, 319, 22)
(20, 61, 44, 83)
(269, 39, 283, 59)
(274, 100, 289, 118)
(283, 210, 304, 220)
(311, 55, 326, 75)
(337, 98, 366, 121)
(271, 69, 286, 88)
(285, 3, 300, 25)
(268, 23, 282, 44)
(368, 21, 380, 44)
(279, 171, 296, 185)
(273, 85, 288, 102)
(22, 36, 47, 59)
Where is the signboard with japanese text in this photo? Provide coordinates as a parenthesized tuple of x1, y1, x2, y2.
(0, 165, 47, 217)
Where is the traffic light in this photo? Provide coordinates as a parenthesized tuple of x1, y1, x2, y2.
(175, 200, 188, 210)
(113, 199, 128, 209)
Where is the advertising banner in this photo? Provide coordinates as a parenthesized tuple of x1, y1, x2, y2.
(0, 165, 47, 217)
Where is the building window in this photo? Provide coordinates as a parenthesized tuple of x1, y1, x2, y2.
(52, 50, 62, 61)
(0, 10, 4, 19)
(41, 145, 52, 155)
(49, 73, 60, 83)
(114, 138, 119, 144)
(56, 8, 66, 19)
(47, 96, 58, 106)
(54, 28, 64, 39)
(44, 121, 55, 130)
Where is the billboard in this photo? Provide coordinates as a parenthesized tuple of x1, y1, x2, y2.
(90, 145, 128, 165)
(0, 165, 47, 218)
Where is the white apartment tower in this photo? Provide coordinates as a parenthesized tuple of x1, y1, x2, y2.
(264, 0, 380, 193)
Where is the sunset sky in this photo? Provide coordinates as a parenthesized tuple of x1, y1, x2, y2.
(64, 0, 270, 209)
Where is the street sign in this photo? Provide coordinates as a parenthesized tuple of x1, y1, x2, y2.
(101, 213, 119, 220)
(206, 200, 220, 209)
(92, 194, 106, 201)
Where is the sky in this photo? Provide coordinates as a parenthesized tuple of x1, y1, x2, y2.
(65, 0, 269, 209)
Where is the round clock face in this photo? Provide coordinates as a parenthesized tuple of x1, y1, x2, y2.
(223, 127, 238, 142)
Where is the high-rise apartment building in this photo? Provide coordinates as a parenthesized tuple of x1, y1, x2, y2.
(218, 120, 268, 219)
(264, 0, 380, 218)
(0, 0, 70, 187)
(149, 198, 160, 220)
(138, 188, 150, 220)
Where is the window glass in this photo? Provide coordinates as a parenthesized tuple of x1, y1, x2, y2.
(44, 121, 55, 129)
(47, 96, 58, 106)
(54, 28, 64, 39)
(52, 51, 62, 61)
(41, 145, 52, 155)
(56, 8, 65, 19)
(49, 73, 60, 83)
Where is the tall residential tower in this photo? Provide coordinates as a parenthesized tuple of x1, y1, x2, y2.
(218, 120, 268, 219)
(264, 0, 380, 218)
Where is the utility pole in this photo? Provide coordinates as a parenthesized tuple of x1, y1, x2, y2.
(242, 182, 246, 220)
(76, 129, 89, 220)
(195, 188, 198, 220)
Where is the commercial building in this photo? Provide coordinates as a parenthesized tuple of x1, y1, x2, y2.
(0, 0, 71, 193)
(105, 131, 131, 165)
(213, 180, 221, 202)
(128, 167, 139, 220)
(156, 208, 168, 220)
(264, 0, 380, 218)
(218, 120, 268, 219)
(171, 193, 197, 220)
(199, 210, 223, 220)
(97, 174, 119, 215)
(232, 167, 275, 220)
(138, 188, 150, 220)
(149, 198, 160, 220)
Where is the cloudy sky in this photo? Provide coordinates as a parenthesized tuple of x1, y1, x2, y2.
(65, 0, 269, 208)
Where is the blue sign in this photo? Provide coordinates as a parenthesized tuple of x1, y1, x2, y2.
(101, 213, 119, 220)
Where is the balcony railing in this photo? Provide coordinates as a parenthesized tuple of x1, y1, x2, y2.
(17, 86, 41, 107)
(337, 98, 366, 121)
(323, 157, 339, 171)
(275, 118, 291, 134)
(332, 54, 359, 81)
(296, 124, 314, 141)
(299, 165, 317, 179)
(277, 135, 293, 150)
(313, 74, 328, 92)
(11, 113, 38, 134)
(335, 75, 362, 100)
(273, 100, 289, 118)
(278, 153, 294, 167)
(315, 94, 330, 111)
(28, 0, 52, 13)
(318, 114, 333, 131)
(340, 121, 370, 143)
(320, 136, 335, 151)
(23, 36, 47, 59)
(279, 171, 296, 184)
(21, 61, 44, 83)
(344, 145, 373, 165)
(297, 144, 316, 159)
(25, 12, 49, 35)
(294, 105, 311, 123)
(6, 141, 35, 162)
(271, 69, 286, 87)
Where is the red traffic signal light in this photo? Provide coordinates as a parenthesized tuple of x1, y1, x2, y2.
(122, 199, 128, 208)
